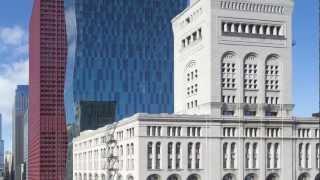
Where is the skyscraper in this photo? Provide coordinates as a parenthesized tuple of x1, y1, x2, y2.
(12, 85, 28, 180)
(29, 0, 67, 179)
(64, 0, 188, 124)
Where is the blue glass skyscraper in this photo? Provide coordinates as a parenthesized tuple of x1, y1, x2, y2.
(64, 0, 188, 123)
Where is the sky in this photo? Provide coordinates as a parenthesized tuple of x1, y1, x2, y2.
(0, 0, 318, 152)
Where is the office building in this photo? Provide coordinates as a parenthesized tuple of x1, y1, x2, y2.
(29, 0, 67, 179)
(73, 0, 320, 180)
(4, 151, 12, 180)
(64, 0, 188, 124)
(12, 85, 28, 180)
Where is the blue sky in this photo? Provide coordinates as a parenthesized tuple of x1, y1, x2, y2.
(0, 0, 318, 152)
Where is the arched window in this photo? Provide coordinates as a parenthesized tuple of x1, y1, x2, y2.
(127, 175, 134, 180)
(305, 143, 310, 168)
(223, 143, 228, 168)
(94, 174, 98, 180)
(168, 142, 173, 169)
(188, 143, 193, 169)
(187, 174, 200, 180)
(155, 142, 161, 169)
(84, 174, 87, 180)
(89, 174, 92, 180)
(244, 173, 258, 180)
(245, 143, 250, 168)
(298, 173, 309, 180)
(221, 52, 237, 115)
(176, 143, 181, 169)
(221, 52, 237, 90)
(147, 174, 161, 180)
(274, 143, 280, 168)
(185, 60, 199, 110)
(253, 143, 258, 168)
(266, 173, 279, 180)
(230, 143, 236, 168)
(147, 142, 153, 169)
(299, 143, 303, 168)
(195, 142, 201, 169)
(243, 53, 258, 106)
(315, 174, 320, 180)
(167, 174, 181, 180)
(117, 175, 123, 180)
(101, 174, 105, 180)
(223, 173, 236, 180)
(316, 143, 320, 169)
(267, 143, 272, 168)
(265, 55, 280, 105)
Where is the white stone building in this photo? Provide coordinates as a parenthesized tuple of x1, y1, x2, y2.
(73, 0, 320, 180)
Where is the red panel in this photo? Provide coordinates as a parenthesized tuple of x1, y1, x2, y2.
(29, 0, 67, 179)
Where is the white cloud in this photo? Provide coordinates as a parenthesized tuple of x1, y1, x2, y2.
(0, 25, 29, 151)
(0, 60, 28, 151)
(0, 60, 29, 124)
(0, 26, 26, 46)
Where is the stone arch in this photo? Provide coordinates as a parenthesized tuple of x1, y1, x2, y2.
(265, 54, 280, 65)
(117, 174, 123, 180)
(266, 173, 279, 180)
(298, 173, 310, 180)
(222, 51, 237, 62)
(147, 174, 161, 180)
(127, 175, 134, 180)
(223, 173, 236, 180)
(244, 173, 258, 180)
(184, 60, 197, 72)
(187, 174, 201, 180)
(244, 52, 258, 63)
(167, 174, 181, 180)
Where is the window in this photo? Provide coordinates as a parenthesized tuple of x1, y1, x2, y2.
(181, 28, 203, 49)
(147, 142, 152, 169)
(168, 142, 173, 169)
(195, 143, 201, 169)
(316, 144, 320, 169)
(298, 128, 311, 138)
(223, 142, 237, 169)
(223, 127, 236, 137)
(266, 128, 281, 138)
(244, 54, 258, 90)
(176, 143, 181, 169)
(267, 143, 280, 169)
(147, 126, 161, 136)
(187, 127, 201, 137)
(155, 142, 161, 169)
(245, 128, 259, 137)
(167, 127, 182, 137)
(188, 143, 193, 169)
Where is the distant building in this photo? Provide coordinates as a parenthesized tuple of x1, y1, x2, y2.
(12, 85, 28, 180)
(4, 151, 12, 180)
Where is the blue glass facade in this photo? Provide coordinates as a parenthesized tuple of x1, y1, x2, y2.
(64, 0, 188, 123)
